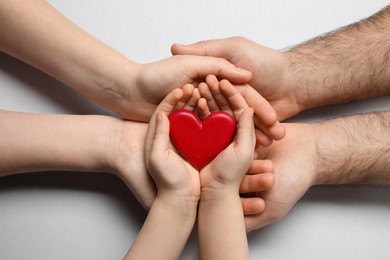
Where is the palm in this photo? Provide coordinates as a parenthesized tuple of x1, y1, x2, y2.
(246, 123, 316, 231)
(154, 148, 200, 198)
(200, 144, 246, 188)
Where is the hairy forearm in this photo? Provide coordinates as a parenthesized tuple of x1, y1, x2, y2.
(286, 5, 390, 111)
(0, 110, 117, 175)
(314, 111, 390, 185)
(0, 0, 138, 116)
(198, 191, 249, 260)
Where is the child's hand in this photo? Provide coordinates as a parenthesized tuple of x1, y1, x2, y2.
(198, 76, 275, 211)
(198, 75, 285, 147)
(200, 107, 256, 196)
(144, 84, 201, 211)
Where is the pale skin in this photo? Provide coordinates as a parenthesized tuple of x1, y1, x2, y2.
(124, 88, 200, 260)
(197, 76, 261, 260)
(0, 0, 285, 145)
(126, 78, 265, 259)
(0, 110, 271, 213)
(172, 5, 390, 231)
(0, 0, 284, 217)
(0, 84, 275, 214)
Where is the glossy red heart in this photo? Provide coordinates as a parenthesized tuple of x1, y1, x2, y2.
(168, 109, 236, 170)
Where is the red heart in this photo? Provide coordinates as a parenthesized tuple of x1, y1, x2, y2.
(168, 109, 237, 170)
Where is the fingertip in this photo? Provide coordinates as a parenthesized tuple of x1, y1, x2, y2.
(260, 172, 276, 190)
(171, 88, 183, 98)
(182, 83, 194, 92)
(249, 159, 274, 173)
(205, 74, 219, 87)
(171, 43, 186, 55)
(156, 112, 168, 130)
(262, 122, 286, 141)
(206, 74, 217, 82)
(156, 111, 163, 124)
(255, 129, 273, 147)
(273, 122, 286, 140)
(242, 197, 265, 215)
(262, 160, 274, 172)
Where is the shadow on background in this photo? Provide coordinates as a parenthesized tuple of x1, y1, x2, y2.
(0, 171, 147, 225)
(247, 185, 390, 243)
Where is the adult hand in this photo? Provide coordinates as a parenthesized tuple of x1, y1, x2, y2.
(130, 55, 252, 121)
(244, 123, 317, 231)
(171, 37, 301, 120)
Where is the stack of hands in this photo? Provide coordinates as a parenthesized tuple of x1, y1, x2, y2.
(1, 1, 390, 259)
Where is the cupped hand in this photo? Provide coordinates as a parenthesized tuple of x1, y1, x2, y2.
(200, 108, 256, 193)
(171, 37, 301, 120)
(126, 55, 252, 121)
(198, 75, 285, 146)
(144, 85, 201, 202)
(244, 123, 317, 231)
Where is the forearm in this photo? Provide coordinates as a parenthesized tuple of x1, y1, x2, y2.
(0, 110, 117, 175)
(0, 0, 138, 117)
(198, 190, 249, 260)
(125, 196, 196, 260)
(286, 5, 390, 111)
(314, 111, 390, 185)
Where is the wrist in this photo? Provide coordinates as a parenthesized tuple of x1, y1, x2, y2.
(200, 185, 239, 203)
(313, 112, 390, 186)
(283, 51, 314, 114)
(92, 58, 141, 119)
(155, 193, 199, 218)
(104, 119, 146, 175)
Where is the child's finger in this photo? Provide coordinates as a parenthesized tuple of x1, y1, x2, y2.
(197, 97, 211, 120)
(236, 86, 278, 126)
(173, 84, 194, 110)
(145, 88, 183, 161)
(206, 75, 233, 115)
(219, 79, 249, 120)
(199, 82, 220, 112)
(254, 117, 286, 141)
(149, 112, 170, 166)
(182, 87, 200, 111)
(154, 88, 184, 116)
(235, 108, 255, 158)
(239, 172, 275, 194)
(247, 159, 274, 174)
(241, 197, 265, 216)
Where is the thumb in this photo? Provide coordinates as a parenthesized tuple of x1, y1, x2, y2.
(150, 112, 170, 161)
(235, 107, 255, 158)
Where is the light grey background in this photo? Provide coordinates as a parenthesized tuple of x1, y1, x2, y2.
(1, 1, 390, 259)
